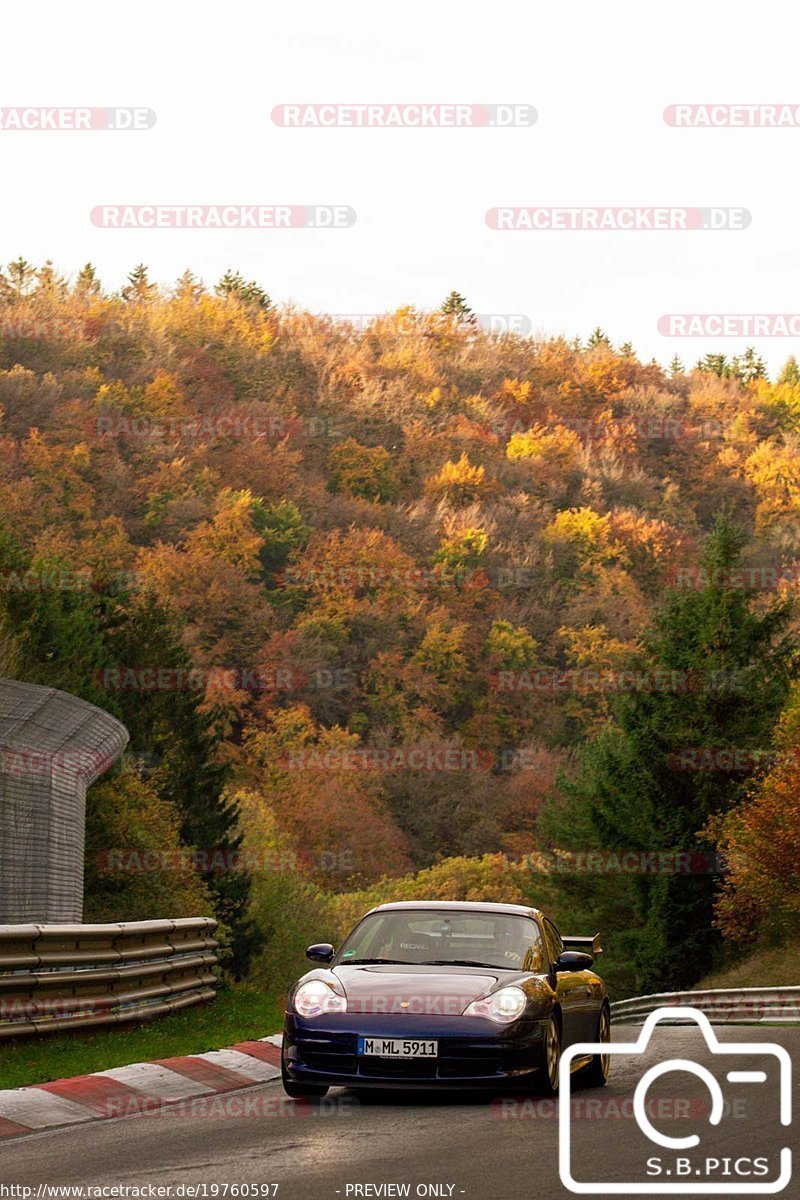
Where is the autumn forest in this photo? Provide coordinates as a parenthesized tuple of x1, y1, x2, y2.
(1, 259, 799, 997)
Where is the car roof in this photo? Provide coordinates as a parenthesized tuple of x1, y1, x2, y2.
(367, 900, 542, 918)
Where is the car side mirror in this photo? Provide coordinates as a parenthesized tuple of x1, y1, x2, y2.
(556, 951, 594, 972)
(306, 943, 335, 963)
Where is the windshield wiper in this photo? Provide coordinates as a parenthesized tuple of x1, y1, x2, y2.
(341, 957, 412, 965)
(419, 959, 499, 969)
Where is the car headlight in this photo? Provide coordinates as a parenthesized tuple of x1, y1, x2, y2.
(463, 985, 527, 1024)
(293, 979, 347, 1018)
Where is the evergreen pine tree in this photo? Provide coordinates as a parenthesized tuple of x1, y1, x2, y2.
(105, 592, 257, 975)
(778, 356, 800, 385)
(587, 327, 611, 348)
(122, 264, 157, 302)
(696, 353, 730, 378)
(731, 346, 767, 384)
(35, 260, 68, 300)
(214, 270, 271, 310)
(539, 514, 796, 993)
(440, 291, 477, 326)
(75, 263, 101, 296)
(174, 270, 205, 301)
(0, 258, 36, 301)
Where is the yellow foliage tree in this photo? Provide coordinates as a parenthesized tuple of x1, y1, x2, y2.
(425, 453, 489, 505)
(744, 439, 800, 543)
(506, 422, 582, 469)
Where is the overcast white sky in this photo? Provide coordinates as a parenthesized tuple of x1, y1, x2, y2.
(4, 0, 800, 371)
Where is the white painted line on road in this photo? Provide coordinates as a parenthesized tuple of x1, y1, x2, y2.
(196, 1050, 280, 1081)
(98, 1063, 209, 1100)
(0, 1090, 92, 1129)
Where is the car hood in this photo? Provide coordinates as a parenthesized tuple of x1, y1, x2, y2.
(329, 963, 523, 1016)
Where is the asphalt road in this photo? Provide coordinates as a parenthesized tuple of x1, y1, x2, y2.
(0, 1027, 796, 1200)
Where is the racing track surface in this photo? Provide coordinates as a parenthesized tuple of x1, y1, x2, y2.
(0, 1027, 796, 1200)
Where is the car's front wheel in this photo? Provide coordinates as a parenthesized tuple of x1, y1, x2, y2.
(580, 1004, 611, 1088)
(281, 1060, 329, 1099)
(535, 1013, 562, 1097)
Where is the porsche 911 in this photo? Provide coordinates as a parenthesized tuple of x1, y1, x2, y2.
(281, 900, 610, 1096)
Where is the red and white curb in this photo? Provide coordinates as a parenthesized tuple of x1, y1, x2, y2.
(0, 1034, 284, 1141)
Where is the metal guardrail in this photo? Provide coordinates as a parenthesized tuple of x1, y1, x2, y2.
(611, 986, 800, 1025)
(0, 918, 219, 1037)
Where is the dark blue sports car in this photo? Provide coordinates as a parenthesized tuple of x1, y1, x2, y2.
(281, 900, 610, 1095)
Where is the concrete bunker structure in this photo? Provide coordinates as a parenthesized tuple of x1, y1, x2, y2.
(0, 677, 129, 922)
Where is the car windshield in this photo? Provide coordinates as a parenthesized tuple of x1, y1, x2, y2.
(335, 910, 545, 972)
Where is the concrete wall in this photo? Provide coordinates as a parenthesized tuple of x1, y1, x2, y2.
(0, 678, 129, 923)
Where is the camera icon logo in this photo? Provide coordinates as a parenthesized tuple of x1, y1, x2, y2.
(558, 1006, 792, 1194)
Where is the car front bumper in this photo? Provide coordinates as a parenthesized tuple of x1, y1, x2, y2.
(283, 1013, 547, 1089)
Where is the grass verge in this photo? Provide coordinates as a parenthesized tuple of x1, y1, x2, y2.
(698, 942, 800, 991)
(0, 985, 284, 1090)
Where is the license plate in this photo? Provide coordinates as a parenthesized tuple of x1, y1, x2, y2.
(358, 1037, 438, 1058)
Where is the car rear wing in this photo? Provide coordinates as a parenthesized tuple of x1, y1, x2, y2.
(562, 933, 603, 958)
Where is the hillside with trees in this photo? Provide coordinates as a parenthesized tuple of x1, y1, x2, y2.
(0, 259, 798, 993)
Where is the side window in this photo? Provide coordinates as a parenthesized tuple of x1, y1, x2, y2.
(543, 919, 564, 969)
